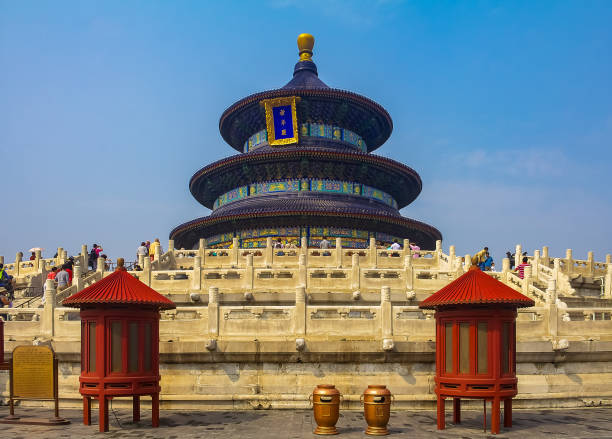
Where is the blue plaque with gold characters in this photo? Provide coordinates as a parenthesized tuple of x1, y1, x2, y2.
(261, 96, 299, 146)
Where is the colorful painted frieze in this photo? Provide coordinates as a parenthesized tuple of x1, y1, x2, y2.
(243, 124, 367, 152)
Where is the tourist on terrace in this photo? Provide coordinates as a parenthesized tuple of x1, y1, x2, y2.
(29, 252, 36, 261)
(389, 239, 401, 250)
(410, 243, 421, 258)
(320, 236, 331, 256)
(89, 244, 103, 270)
(64, 263, 73, 285)
(481, 252, 494, 271)
(55, 265, 70, 291)
(515, 257, 531, 279)
(0, 264, 12, 288)
(137, 242, 148, 260)
(47, 266, 58, 280)
(273, 238, 284, 249)
(319, 237, 330, 249)
(472, 246, 489, 266)
(149, 238, 161, 260)
(506, 251, 515, 269)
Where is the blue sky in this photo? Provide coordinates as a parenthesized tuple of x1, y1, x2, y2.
(1, 1, 611, 263)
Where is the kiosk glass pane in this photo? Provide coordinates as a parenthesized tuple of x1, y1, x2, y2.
(459, 323, 470, 374)
(444, 323, 453, 373)
(128, 322, 139, 372)
(111, 321, 122, 372)
(501, 322, 510, 374)
(477, 322, 488, 374)
(143, 323, 152, 371)
(88, 322, 96, 372)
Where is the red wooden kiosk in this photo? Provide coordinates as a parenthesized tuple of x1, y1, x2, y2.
(419, 265, 534, 434)
(63, 262, 175, 432)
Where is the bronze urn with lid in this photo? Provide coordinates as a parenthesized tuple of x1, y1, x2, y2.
(361, 385, 392, 435)
(311, 384, 341, 435)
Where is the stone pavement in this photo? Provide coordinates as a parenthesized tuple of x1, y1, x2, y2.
(0, 406, 611, 438)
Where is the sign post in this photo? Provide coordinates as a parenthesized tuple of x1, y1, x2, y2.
(0, 345, 70, 425)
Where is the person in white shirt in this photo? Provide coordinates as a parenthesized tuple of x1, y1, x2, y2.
(389, 239, 401, 250)
(319, 237, 330, 249)
(137, 242, 148, 260)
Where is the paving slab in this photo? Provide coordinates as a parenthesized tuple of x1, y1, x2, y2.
(0, 406, 611, 438)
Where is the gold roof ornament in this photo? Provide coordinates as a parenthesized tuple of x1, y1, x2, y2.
(297, 33, 314, 62)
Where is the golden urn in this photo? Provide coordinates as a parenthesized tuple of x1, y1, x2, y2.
(311, 384, 341, 435)
(361, 385, 392, 435)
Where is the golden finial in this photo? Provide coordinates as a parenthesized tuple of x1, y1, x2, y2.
(297, 33, 315, 62)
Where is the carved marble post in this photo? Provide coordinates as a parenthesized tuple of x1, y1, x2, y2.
(168, 239, 175, 253)
(604, 263, 612, 298)
(351, 253, 360, 292)
(335, 238, 342, 268)
(541, 246, 550, 266)
(231, 237, 239, 266)
(532, 250, 540, 281)
(192, 256, 202, 290)
(34, 249, 42, 271)
(606, 254, 611, 265)
(81, 244, 88, 270)
(265, 237, 273, 267)
(403, 239, 410, 259)
(369, 237, 377, 268)
(300, 236, 308, 262)
(154, 244, 162, 262)
(381, 286, 393, 349)
(138, 253, 145, 268)
(97, 257, 105, 274)
(15, 252, 22, 276)
(464, 255, 471, 272)
(435, 239, 442, 264)
(404, 254, 413, 290)
(298, 253, 307, 288)
(208, 286, 219, 337)
(587, 251, 594, 276)
(41, 279, 56, 338)
(522, 265, 532, 297)
(565, 249, 573, 275)
(502, 258, 510, 283)
(294, 286, 306, 337)
(73, 265, 83, 292)
(245, 254, 254, 291)
(56, 247, 64, 265)
(546, 279, 558, 338)
(143, 257, 152, 286)
(448, 245, 456, 271)
(198, 238, 206, 263)
(514, 244, 522, 270)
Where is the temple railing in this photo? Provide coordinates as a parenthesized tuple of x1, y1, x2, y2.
(5, 290, 609, 348)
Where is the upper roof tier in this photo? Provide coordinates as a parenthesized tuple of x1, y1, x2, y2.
(219, 34, 393, 153)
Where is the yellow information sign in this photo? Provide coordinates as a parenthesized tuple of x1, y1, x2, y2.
(12, 345, 54, 399)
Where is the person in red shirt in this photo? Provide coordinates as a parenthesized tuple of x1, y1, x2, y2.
(47, 266, 58, 280)
(64, 264, 73, 285)
(29, 252, 36, 261)
(514, 257, 531, 279)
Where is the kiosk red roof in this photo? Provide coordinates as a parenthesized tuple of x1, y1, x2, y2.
(63, 269, 176, 310)
(419, 266, 535, 309)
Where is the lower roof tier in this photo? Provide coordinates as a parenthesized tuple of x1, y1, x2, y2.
(189, 147, 422, 210)
(170, 208, 442, 250)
